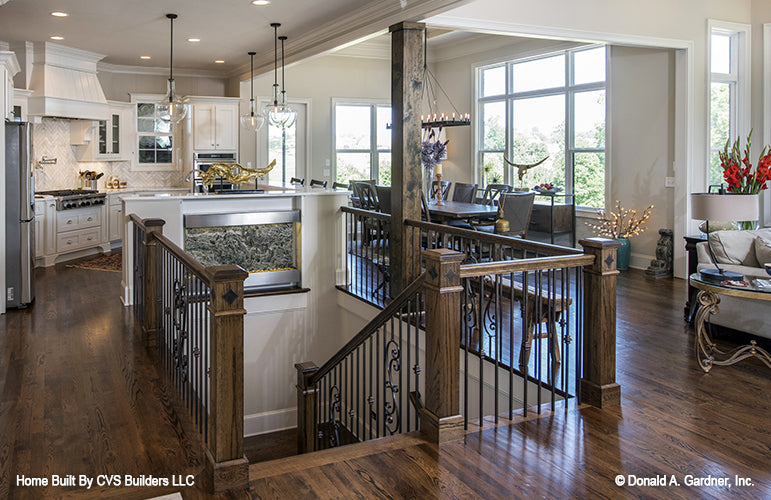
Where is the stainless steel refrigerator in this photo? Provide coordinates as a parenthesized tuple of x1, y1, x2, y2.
(5, 121, 35, 308)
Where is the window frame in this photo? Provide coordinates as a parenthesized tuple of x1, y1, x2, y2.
(475, 45, 608, 210)
(707, 21, 751, 188)
(129, 93, 177, 172)
(332, 98, 392, 185)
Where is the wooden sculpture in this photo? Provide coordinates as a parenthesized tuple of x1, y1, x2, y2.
(200, 159, 276, 188)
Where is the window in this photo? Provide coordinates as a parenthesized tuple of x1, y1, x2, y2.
(477, 46, 607, 208)
(267, 120, 297, 184)
(334, 102, 392, 185)
(709, 24, 749, 187)
(136, 101, 173, 166)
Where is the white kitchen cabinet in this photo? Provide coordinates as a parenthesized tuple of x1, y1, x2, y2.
(190, 100, 238, 151)
(33, 197, 57, 267)
(108, 194, 123, 244)
(72, 101, 132, 161)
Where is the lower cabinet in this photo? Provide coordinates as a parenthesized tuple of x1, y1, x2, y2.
(34, 196, 124, 267)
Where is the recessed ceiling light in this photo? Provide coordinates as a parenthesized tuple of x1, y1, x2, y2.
(50, 36, 64, 40)
(51, 11, 68, 17)
(252, 0, 271, 5)
(140, 56, 151, 60)
(214, 60, 225, 64)
(187, 38, 200, 42)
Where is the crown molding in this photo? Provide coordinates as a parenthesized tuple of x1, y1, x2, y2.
(228, 0, 470, 81)
(97, 61, 226, 79)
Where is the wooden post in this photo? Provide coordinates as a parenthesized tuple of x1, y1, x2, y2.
(390, 21, 425, 295)
(141, 218, 165, 346)
(295, 362, 319, 454)
(205, 265, 249, 494)
(579, 238, 622, 409)
(420, 248, 465, 443)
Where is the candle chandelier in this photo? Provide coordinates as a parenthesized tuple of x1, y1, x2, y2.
(265, 23, 297, 129)
(420, 30, 470, 130)
(240, 51, 265, 132)
(158, 13, 188, 124)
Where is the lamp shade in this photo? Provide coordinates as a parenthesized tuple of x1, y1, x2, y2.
(690, 193, 759, 221)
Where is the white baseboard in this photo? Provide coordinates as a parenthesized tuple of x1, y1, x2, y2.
(244, 407, 297, 437)
(630, 253, 654, 271)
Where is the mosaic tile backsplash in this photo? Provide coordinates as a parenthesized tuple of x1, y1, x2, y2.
(32, 118, 187, 191)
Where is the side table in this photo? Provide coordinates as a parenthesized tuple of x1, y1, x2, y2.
(690, 274, 771, 372)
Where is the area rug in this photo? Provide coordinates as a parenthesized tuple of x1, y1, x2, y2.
(66, 251, 122, 272)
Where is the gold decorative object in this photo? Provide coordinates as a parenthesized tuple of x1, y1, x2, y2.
(200, 159, 276, 188)
(504, 155, 549, 183)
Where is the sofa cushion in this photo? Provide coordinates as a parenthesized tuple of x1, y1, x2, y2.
(708, 229, 771, 267)
(755, 235, 771, 266)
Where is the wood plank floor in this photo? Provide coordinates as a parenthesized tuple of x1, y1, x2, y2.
(1, 264, 769, 499)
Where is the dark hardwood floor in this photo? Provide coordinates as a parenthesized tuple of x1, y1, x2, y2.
(1, 264, 769, 499)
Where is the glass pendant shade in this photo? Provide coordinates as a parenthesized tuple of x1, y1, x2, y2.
(158, 79, 188, 123)
(267, 102, 296, 128)
(241, 100, 265, 132)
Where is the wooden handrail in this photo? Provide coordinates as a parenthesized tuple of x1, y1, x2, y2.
(129, 213, 164, 232)
(309, 272, 425, 386)
(152, 233, 212, 284)
(459, 254, 595, 278)
(405, 218, 581, 256)
(341, 205, 392, 222)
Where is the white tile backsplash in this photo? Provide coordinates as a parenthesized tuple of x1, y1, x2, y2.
(32, 118, 187, 191)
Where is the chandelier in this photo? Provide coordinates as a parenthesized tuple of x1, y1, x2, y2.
(240, 51, 265, 132)
(158, 14, 188, 124)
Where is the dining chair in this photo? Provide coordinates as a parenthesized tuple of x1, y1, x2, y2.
(451, 183, 477, 203)
(290, 177, 305, 186)
(430, 180, 451, 201)
(479, 183, 512, 206)
(310, 179, 328, 188)
(477, 192, 535, 237)
(350, 180, 379, 210)
(375, 185, 392, 214)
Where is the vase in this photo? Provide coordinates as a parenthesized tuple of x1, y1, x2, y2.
(423, 165, 433, 201)
(615, 237, 630, 270)
(739, 220, 758, 231)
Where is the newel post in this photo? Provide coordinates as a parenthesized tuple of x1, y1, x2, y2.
(142, 218, 165, 346)
(579, 238, 622, 409)
(205, 265, 249, 494)
(295, 362, 319, 454)
(420, 248, 465, 443)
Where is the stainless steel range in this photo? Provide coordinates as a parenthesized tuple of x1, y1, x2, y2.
(36, 189, 107, 210)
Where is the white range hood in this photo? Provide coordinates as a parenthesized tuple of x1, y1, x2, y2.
(27, 42, 109, 121)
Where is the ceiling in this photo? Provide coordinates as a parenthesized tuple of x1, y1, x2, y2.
(0, 0, 469, 78)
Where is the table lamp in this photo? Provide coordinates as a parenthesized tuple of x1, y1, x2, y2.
(690, 192, 759, 283)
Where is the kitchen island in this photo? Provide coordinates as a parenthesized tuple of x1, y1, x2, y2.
(120, 185, 351, 436)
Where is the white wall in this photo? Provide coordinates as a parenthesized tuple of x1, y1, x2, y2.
(239, 55, 391, 184)
(610, 46, 675, 269)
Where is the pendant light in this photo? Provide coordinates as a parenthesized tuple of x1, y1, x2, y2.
(158, 13, 188, 123)
(276, 35, 297, 128)
(264, 23, 295, 129)
(240, 51, 265, 132)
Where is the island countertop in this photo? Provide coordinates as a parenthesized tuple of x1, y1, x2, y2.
(117, 183, 349, 200)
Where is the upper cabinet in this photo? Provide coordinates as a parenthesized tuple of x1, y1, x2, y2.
(189, 98, 238, 152)
(71, 101, 132, 162)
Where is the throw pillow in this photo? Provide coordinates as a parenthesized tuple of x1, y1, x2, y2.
(755, 236, 771, 267)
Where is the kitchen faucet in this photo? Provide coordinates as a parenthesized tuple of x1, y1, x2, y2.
(184, 169, 206, 194)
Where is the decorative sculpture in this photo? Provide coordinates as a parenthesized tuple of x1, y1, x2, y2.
(645, 228, 673, 278)
(503, 155, 549, 183)
(200, 159, 276, 188)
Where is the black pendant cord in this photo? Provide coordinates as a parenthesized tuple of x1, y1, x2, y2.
(167, 14, 177, 86)
(279, 35, 287, 101)
(271, 23, 280, 106)
(248, 51, 256, 114)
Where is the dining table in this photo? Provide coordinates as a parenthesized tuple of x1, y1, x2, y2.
(427, 200, 499, 223)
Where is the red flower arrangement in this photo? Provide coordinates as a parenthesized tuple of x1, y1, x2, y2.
(719, 130, 771, 194)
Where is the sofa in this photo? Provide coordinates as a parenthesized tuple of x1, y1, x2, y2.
(695, 228, 771, 339)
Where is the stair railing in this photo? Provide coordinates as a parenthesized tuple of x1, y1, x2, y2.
(129, 214, 248, 494)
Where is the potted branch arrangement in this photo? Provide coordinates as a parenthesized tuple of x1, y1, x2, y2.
(585, 201, 654, 270)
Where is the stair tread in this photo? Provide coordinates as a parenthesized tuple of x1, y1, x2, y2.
(249, 431, 428, 481)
